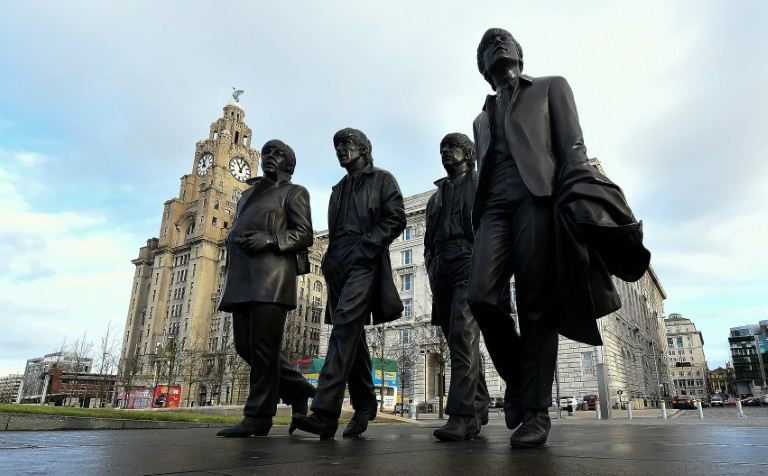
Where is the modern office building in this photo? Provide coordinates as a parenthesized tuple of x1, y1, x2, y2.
(728, 321, 768, 396)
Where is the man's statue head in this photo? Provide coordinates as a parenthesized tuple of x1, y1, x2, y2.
(260, 139, 296, 179)
(333, 127, 372, 172)
(477, 28, 524, 91)
(440, 133, 475, 176)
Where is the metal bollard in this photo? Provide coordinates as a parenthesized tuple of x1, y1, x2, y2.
(596, 404, 601, 420)
(627, 403, 633, 420)
(696, 400, 704, 419)
(567, 404, 575, 417)
(736, 399, 745, 418)
(660, 401, 667, 419)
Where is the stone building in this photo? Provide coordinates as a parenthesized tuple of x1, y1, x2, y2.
(0, 374, 23, 403)
(708, 365, 736, 397)
(664, 313, 709, 399)
(282, 241, 328, 362)
(554, 269, 671, 410)
(118, 99, 325, 407)
(728, 321, 768, 396)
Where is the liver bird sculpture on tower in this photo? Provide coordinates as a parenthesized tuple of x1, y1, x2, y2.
(232, 87, 244, 103)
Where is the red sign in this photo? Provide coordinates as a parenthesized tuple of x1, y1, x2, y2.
(153, 385, 182, 408)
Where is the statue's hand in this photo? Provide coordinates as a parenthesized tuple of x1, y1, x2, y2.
(236, 231, 274, 255)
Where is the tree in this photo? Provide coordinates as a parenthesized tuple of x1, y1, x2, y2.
(93, 321, 119, 406)
(180, 341, 204, 407)
(385, 325, 420, 416)
(222, 342, 249, 405)
(118, 352, 141, 408)
(68, 332, 94, 406)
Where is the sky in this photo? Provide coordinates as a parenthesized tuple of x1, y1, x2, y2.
(0, 1, 765, 376)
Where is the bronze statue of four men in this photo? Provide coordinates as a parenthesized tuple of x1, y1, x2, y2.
(215, 28, 650, 449)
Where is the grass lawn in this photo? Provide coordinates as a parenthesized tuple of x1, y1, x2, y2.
(0, 404, 404, 425)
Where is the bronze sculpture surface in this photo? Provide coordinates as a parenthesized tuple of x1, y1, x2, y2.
(467, 28, 650, 448)
(290, 128, 406, 439)
(424, 133, 490, 441)
(216, 139, 316, 437)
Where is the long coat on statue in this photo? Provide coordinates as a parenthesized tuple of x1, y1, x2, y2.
(553, 158, 651, 345)
(323, 164, 406, 325)
(218, 172, 313, 312)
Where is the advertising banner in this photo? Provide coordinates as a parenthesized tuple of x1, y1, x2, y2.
(153, 385, 182, 408)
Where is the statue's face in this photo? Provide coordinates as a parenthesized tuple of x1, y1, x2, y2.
(335, 137, 364, 168)
(440, 142, 468, 171)
(482, 32, 521, 80)
(261, 144, 292, 175)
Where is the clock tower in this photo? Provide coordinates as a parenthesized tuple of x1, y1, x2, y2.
(119, 99, 262, 406)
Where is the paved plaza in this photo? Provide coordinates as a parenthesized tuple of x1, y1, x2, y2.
(2, 408, 767, 475)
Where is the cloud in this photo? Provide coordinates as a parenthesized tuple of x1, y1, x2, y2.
(0, 151, 139, 375)
(0, 0, 765, 373)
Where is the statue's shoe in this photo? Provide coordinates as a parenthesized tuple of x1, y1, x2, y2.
(290, 412, 338, 440)
(433, 415, 480, 441)
(216, 417, 272, 437)
(509, 409, 550, 449)
(342, 404, 377, 438)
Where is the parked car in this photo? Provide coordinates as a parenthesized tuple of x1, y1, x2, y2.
(742, 396, 763, 407)
(671, 396, 697, 409)
(559, 396, 578, 410)
(583, 394, 599, 410)
(488, 397, 504, 409)
(710, 396, 724, 407)
(762, 395, 768, 406)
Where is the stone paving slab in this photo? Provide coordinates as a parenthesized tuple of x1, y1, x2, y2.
(1, 413, 218, 431)
(1, 420, 767, 475)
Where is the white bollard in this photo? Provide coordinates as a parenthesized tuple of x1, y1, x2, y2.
(660, 401, 667, 419)
(736, 399, 745, 418)
(627, 403, 633, 420)
(696, 401, 704, 419)
(596, 404, 601, 420)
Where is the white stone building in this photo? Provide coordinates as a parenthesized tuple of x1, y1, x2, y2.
(665, 313, 709, 399)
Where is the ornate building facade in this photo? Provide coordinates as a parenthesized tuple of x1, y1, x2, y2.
(664, 313, 710, 399)
(554, 269, 671, 409)
(118, 100, 325, 407)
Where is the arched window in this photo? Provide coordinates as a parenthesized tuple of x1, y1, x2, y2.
(313, 281, 323, 293)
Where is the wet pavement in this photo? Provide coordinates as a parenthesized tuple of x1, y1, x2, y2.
(2, 417, 767, 475)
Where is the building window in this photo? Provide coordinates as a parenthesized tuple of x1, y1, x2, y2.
(403, 298, 413, 317)
(313, 281, 323, 293)
(401, 249, 412, 265)
(401, 328, 411, 345)
(581, 351, 595, 376)
(404, 226, 414, 241)
(401, 274, 413, 292)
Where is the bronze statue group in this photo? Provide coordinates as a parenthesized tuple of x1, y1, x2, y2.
(215, 28, 650, 449)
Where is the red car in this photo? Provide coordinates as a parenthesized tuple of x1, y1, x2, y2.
(583, 395, 598, 410)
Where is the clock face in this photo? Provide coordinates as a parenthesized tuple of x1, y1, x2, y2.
(229, 157, 251, 182)
(197, 153, 213, 176)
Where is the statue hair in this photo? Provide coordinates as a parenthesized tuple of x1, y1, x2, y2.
(333, 128, 373, 165)
(440, 133, 476, 170)
(477, 28, 524, 90)
(261, 139, 296, 174)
